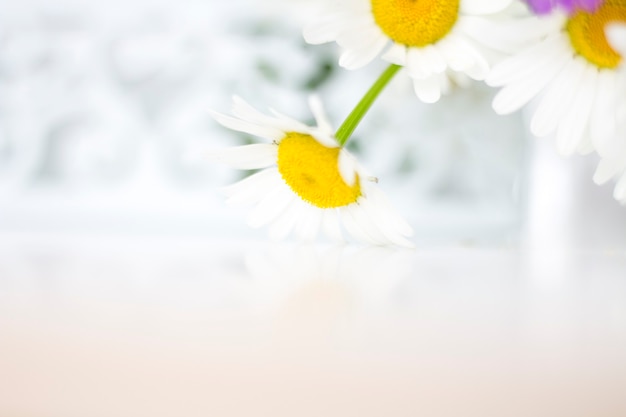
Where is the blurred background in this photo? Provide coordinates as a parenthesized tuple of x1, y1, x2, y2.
(0, 0, 533, 241)
(1, 0, 626, 416)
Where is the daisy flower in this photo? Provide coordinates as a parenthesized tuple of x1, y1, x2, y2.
(487, 0, 626, 157)
(209, 96, 414, 247)
(303, 0, 516, 103)
(593, 23, 626, 204)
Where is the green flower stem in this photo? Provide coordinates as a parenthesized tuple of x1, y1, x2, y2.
(335, 64, 401, 146)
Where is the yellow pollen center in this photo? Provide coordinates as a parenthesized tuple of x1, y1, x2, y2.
(370, 0, 460, 47)
(566, 0, 626, 69)
(277, 132, 361, 209)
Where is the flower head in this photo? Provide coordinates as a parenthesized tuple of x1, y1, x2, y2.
(526, 0, 603, 15)
(303, 0, 516, 103)
(209, 96, 414, 247)
(487, 0, 626, 156)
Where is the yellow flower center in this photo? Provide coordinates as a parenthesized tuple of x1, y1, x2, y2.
(277, 132, 361, 209)
(370, 0, 460, 47)
(566, 0, 626, 69)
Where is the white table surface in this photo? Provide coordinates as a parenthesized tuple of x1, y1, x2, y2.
(1, 232, 625, 417)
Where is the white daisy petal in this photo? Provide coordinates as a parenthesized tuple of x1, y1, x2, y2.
(231, 96, 279, 127)
(348, 204, 398, 246)
(421, 45, 447, 74)
(413, 77, 442, 104)
(339, 37, 388, 70)
(461, 0, 514, 15)
(463, 51, 490, 81)
(294, 204, 323, 241)
(590, 70, 620, 157)
(363, 186, 414, 238)
(247, 187, 294, 229)
(576, 130, 595, 156)
(321, 209, 344, 242)
(606, 24, 626, 58)
(213, 97, 413, 246)
(308, 95, 334, 136)
(594, 158, 625, 185)
(267, 199, 301, 241)
(311, 130, 340, 148)
(303, 16, 347, 45)
(209, 110, 284, 141)
(381, 43, 407, 66)
(267, 109, 312, 134)
(340, 205, 383, 246)
(223, 169, 280, 206)
(339, 20, 383, 40)
(491, 53, 567, 115)
(450, 35, 488, 78)
(222, 169, 275, 196)
(486, 35, 569, 87)
(438, 35, 475, 72)
(305, 8, 372, 45)
(459, 15, 560, 53)
(407, 47, 432, 79)
(345, 0, 370, 13)
(207, 144, 277, 170)
(555, 64, 597, 156)
(231, 96, 311, 134)
(338, 150, 358, 186)
(530, 57, 586, 137)
(359, 203, 414, 248)
(438, 72, 453, 95)
(336, 22, 387, 51)
(614, 173, 626, 202)
(334, 15, 377, 47)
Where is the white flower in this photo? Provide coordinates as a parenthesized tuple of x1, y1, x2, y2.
(303, 0, 516, 103)
(487, 3, 626, 157)
(593, 23, 626, 204)
(209, 96, 414, 247)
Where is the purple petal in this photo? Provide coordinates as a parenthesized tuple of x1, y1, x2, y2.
(525, 0, 604, 15)
(560, 0, 576, 13)
(575, 0, 603, 12)
(526, 0, 556, 14)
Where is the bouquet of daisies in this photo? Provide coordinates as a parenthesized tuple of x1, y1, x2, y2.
(210, 0, 626, 247)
